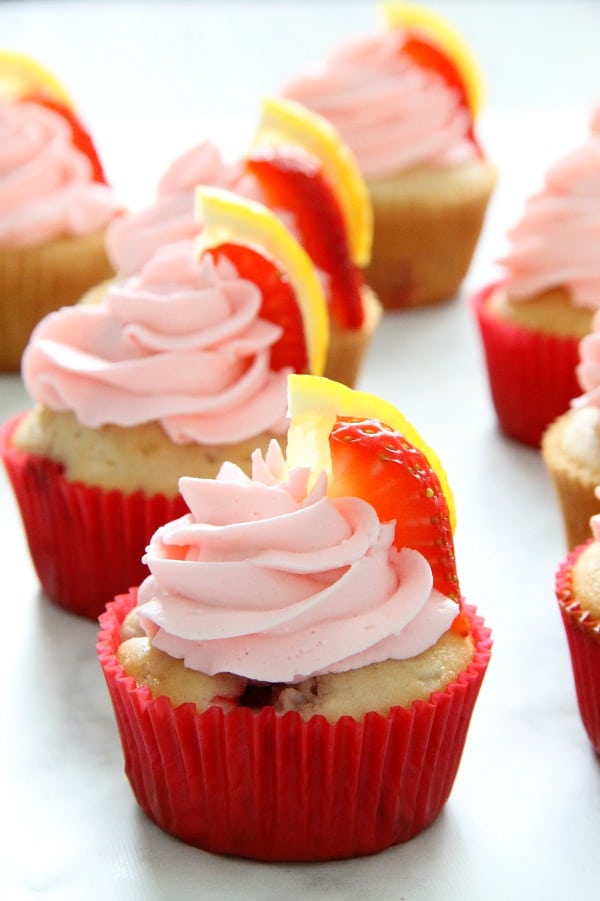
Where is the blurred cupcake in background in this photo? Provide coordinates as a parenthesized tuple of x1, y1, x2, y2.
(282, 2, 496, 309)
(0, 189, 328, 619)
(107, 97, 380, 387)
(0, 51, 120, 370)
(105, 140, 245, 278)
(474, 105, 600, 447)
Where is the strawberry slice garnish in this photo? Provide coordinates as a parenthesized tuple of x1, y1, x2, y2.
(403, 35, 469, 110)
(24, 91, 108, 184)
(401, 35, 479, 151)
(207, 242, 309, 374)
(328, 417, 461, 606)
(246, 148, 365, 331)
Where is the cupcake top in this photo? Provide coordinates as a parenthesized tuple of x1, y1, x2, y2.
(0, 98, 120, 248)
(105, 98, 371, 333)
(123, 374, 466, 688)
(106, 141, 250, 277)
(499, 107, 600, 309)
(135, 440, 459, 683)
(573, 307, 600, 409)
(282, 28, 478, 179)
(21, 240, 291, 444)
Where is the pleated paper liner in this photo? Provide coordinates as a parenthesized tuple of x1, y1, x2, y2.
(472, 283, 580, 448)
(0, 414, 186, 619)
(0, 229, 113, 371)
(556, 543, 600, 754)
(98, 589, 492, 861)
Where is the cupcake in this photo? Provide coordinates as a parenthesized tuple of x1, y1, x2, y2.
(282, 3, 496, 309)
(1, 190, 328, 618)
(474, 106, 600, 448)
(0, 51, 120, 370)
(542, 310, 600, 549)
(555, 510, 600, 753)
(105, 140, 245, 278)
(97, 374, 491, 861)
(106, 97, 381, 387)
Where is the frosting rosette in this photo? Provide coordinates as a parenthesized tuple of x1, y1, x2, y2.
(106, 141, 251, 276)
(573, 308, 600, 408)
(283, 30, 476, 179)
(500, 108, 600, 308)
(21, 241, 290, 444)
(136, 441, 458, 683)
(0, 99, 119, 248)
(105, 140, 295, 278)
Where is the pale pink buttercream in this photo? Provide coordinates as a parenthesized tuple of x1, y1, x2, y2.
(105, 141, 304, 280)
(0, 99, 119, 248)
(21, 242, 290, 444)
(105, 141, 263, 277)
(573, 307, 600, 408)
(500, 108, 600, 308)
(283, 30, 476, 180)
(136, 441, 458, 683)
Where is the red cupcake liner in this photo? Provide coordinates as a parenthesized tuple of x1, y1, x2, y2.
(472, 283, 580, 448)
(97, 590, 492, 861)
(0, 414, 186, 619)
(556, 542, 600, 754)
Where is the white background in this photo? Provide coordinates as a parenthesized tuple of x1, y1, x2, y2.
(1, 2, 600, 899)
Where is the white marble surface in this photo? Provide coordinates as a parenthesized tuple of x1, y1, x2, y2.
(2, 2, 600, 899)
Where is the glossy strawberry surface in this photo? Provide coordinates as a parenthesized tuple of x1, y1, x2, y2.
(207, 242, 309, 374)
(246, 148, 365, 330)
(328, 416, 461, 605)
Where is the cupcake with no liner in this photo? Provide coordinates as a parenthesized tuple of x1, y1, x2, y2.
(1, 191, 329, 618)
(106, 97, 381, 388)
(474, 106, 600, 447)
(97, 375, 491, 861)
(0, 70, 120, 370)
(555, 503, 600, 753)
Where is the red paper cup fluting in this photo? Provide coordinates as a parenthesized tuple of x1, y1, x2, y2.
(472, 283, 580, 447)
(98, 589, 492, 861)
(1, 415, 186, 619)
(556, 543, 600, 754)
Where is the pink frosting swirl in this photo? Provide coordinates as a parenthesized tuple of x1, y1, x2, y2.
(500, 108, 600, 308)
(105, 141, 259, 277)
(21, 242, 290, 444)
(573, 307, 600, 407)
(0, 99, 119, 248)
(283, 30, 476, 179)
(136, 441, 458, 683)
